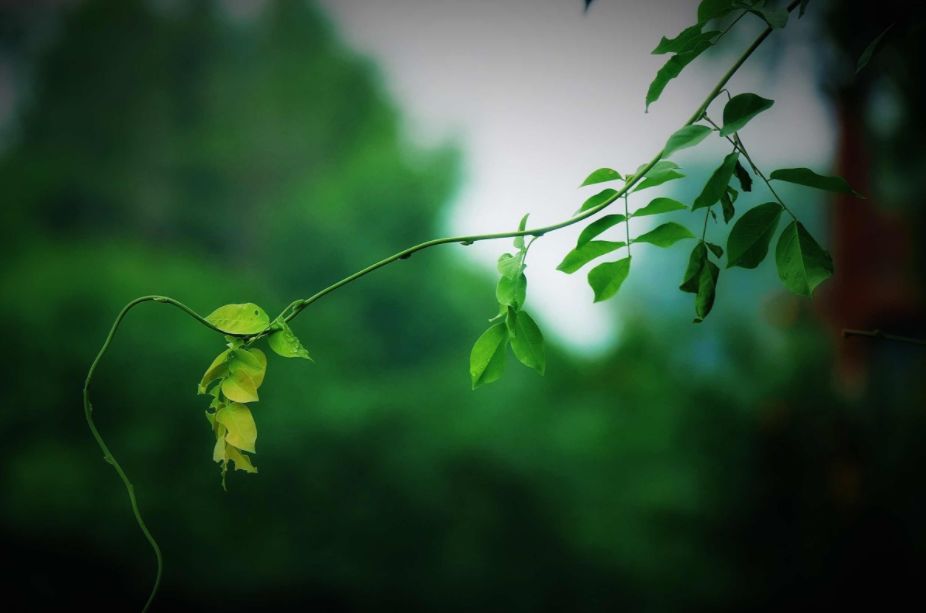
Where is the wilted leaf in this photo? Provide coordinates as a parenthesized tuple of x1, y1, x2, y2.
(216, 402, 257, 453)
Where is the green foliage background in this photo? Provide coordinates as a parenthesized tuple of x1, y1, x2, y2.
(1, 0, 924, 610)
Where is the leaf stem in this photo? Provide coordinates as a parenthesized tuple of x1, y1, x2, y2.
(703, 114, 797, 220)
(624, 194, 632, 257)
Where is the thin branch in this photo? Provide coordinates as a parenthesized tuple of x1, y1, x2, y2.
(842, 329, 926, 347)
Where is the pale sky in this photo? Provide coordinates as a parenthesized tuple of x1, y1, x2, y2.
(318, 0, 835, 352)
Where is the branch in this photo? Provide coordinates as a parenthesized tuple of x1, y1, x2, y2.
(842, 328, 926, 347)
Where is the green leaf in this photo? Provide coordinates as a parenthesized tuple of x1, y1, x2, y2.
(706, 242, 724, 259)
(720, 93, 774, 136)
(857, 24, 893, 74)
(632, 162, 686, 192)
(577, 214, 625, 247)
(646, 38, 713, 111)
(734, 160, 752, 192)
(693, 151, 739, 210)
(268, 322, 312, 360)
(470, 323, 508, 389)
(663, 124, 712, 158)
(506, 308, 545, 375)
(497, 253, 522, 279)
(496, 272, 528, 307)
(581, 168, 623, 186)
(216, 402, 258, 453)
(221, 369, 259, 404)
(229, 347, 267, 388)
(513, 213, 530, 249)
(577, 188, 618, 213)
(205, 303, 270, 335)
(588, 257, 631, 302)
(720, 187, 736, 223)
(199, 349, 231, 395)
(698, 0, 736, 23)
(775, 221, 834, 296)
(557, 241, 625, 274)
(680, 243, 708, 293)
(694, 260, 720, 322)
(726, 202, 783, 269)
(633, 197, 687, 218)
(226, 445, 258, 474)
(633, 222, 695, 248)
(653, 25, 719, 55)
(769, 167, 863, 196)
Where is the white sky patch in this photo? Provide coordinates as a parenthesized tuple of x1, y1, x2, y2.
(318, 0, 835, 355)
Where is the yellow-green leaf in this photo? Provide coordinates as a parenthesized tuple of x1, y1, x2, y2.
(198, 349, 230, 395)
(216, 402, 258, 453)
(268, 322, 313, 360)
(205, 303, 270, 335)
(229, 347, 267, 387)
(212, 423, 228, 463)
(221, 369, 259, 403)
(226, 445, 258, 474)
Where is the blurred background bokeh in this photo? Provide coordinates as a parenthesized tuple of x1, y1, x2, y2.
(1, 0, 924, 610)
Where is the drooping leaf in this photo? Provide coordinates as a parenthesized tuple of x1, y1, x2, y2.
(212, 423, 228, 463)
(470, 323, 508, 389)
(706, 242, 724, 258)
(653, 25, 719, 55)
(221, 369, 259, 403)
(646, 38, 713, 110)
(229, 347, 267, 388)
(726, 202, 783, 268)
(720, 187, 736, 223)
(588, 257, 631, 302)
(557, 241, 625, 274)
(577, 214, 625, 246)
(734, 160, 753, 192)
(680, 243, 708, 293)
(775, 221, 834, 296)
(226, 445, 258, 474)
(663, 124, 713, 158)
(496, 272, 528, 307)
(694, 260, 720, 322)
(632, 197, 687, 218)
(581, 168, 623, 187)
(698, 0, 737, 24)
(216, 402, 257, 453)
(198, 349, 231, 395)
(513, 213, 530, 249)
(205, 303, 270, 335)
(856, 24, 893, 74)
(633, 222, 695, 247)
(268, 322, 312, 360)
(497, 252, 522, 279)
(720, 93, 774, 136)
(769, 167, 863, 196)
(506, 308, 545, 375)
(577, 188, 618, 213)
(693, 151, 739, 209)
